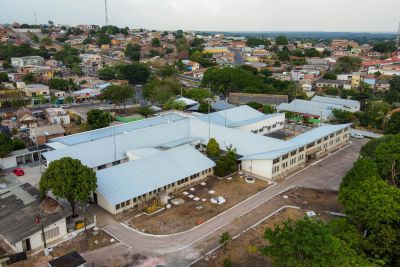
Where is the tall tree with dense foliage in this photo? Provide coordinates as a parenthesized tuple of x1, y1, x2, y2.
(116, 63, 151, 84)
(124, 43, 141, 61)
(202, 67, 264, 95)
(275, 35, 288, 45)
(87, 109, 111, 130)
(334, 56, 362, 74)
(100, 85, 134, 108)
(385, 112, 400, 134)
(143, 76, 181, 104)
(206, 138, 220, 157)
(40, 157, 97, 217)
(262, 217, 374, 267)
(0, 133, 14, 158)
(214, 146, 237, 177)
(183, 88, 209, 102)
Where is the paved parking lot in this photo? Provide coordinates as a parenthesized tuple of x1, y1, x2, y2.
(1, 163, 43, 188)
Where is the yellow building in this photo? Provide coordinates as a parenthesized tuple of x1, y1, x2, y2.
(351, 73, 361, 88)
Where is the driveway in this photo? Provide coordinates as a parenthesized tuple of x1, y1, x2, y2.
(96, 138, 366, 265)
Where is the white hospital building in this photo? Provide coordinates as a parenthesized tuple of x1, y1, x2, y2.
(42, 106, 350, 215)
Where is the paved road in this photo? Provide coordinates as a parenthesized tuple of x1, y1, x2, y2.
(100, 138, 366, 257)
(229, 48, 244, 65)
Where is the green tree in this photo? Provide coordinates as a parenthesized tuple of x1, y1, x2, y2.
(206, 138, 220, 157)
(263, 104, 274, 114)
(151, 38, 161, 47)
(124, 43, 141, 61)
(219, 231, 231, 246)
(323, 71, 337, 80)
(332, 109, 356, 123)
(246, 38, 270, 47)
(335, 56, 362, 74)
(54, 45, 81, 68)
(87, 109, 111, 130)
(262, 218, 374, 267)
(157, 65, 176, 77)
(23, 73, 34, 84)
(275, 35, 288, 45)
(385, 113, 400, 134)
(0, 72, 9, 82)
(98, 66, 116, 80)
(183, 88, 209, 102)
(49, 78, 71, 91)
(100, 85, 134, 108)
(304, 48, 320, 57)
(116, 63, 151, 84)
(40, 37, 53, 46)
(214, 146, 237, 177)
(0, 133, 13, 157)
(163, 98, 186, 111)
(198, 101, 210, 113)
(39, 157, 97, 217)
(96, 33, 111, 46)
(136, 106, 154, 118)
(246, 102, 263, 110)
(143, 76, 181, 104)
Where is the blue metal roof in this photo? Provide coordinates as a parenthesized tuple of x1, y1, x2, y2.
(51, 113, 186, 146)
(277, 99, 341, 118)
(197, 105, 280, 128)
(288, 124, 352, 147)
(311, 96, 360, 109)
(96, 145, 215, 205)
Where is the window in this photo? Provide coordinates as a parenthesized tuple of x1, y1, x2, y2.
(98, 164, 106, 170)
(121, 202, 126, 208)
(112, 160, 120, 166)
(291, 151, 297, 156)
(324, 136, 328, 141)
(44, 227, 60, 240)
(116, 204, 120, 210)
(317, 139, 322, 144)
(299, 147, 305, 152)
(336, 130, 343, 135)
(282, 154, 288, 160)
(273, 158, 280, 164)
(330, 134, 335, 138)
(306, 143, 315, 149)
(125, 200, 130, 206)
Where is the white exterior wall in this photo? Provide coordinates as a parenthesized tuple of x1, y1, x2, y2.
(98, 168, 214, 215)
(0, 155, 17, 169)
(241, 159, 273, 179)
(237, 113, 285, 135)
(14, 218, 67, 252)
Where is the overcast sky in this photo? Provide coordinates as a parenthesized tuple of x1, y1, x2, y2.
(1, 0, 399, 32)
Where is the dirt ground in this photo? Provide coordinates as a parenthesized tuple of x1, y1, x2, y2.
(130, 175, 272, 234)
(192, 187, 341, 267)
(11, 229, 118, 267)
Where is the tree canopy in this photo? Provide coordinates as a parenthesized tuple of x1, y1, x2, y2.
(334, 56, 362, 74)
(124, 43, 141, 61)
(98, 63, 151, 84)
(262, 217, 373, 267)
(143, 76, 181, 104)
(40, 157, 97, 217)
(87, 109, 111, 130)
(385, 112, 400, 134)
(275, 35, 288, 46)
(100, 84, 134, 108)
(206, 138, 220, 157)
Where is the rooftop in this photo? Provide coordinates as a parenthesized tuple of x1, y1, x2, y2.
(311, 96, 360, 108)
(0, 183, 69, 244)
(96, 145, 215, 205)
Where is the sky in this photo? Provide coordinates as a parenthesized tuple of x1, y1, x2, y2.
(1, 0, 399, 32)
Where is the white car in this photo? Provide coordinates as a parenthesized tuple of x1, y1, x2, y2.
(351, 133, 364, 139)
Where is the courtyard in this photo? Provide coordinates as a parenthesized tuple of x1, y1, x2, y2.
(128, 173, 273, 234)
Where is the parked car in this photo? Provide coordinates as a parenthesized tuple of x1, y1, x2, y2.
(12, 168, 25, 176)
(351, 133, 364, 139)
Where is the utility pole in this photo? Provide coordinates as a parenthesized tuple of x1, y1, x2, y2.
(396, 22, 400, 53)
(105, 0, 109, 26)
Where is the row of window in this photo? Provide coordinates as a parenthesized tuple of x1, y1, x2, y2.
(43, 227, 60, 240)
(252, 122, 284, 134)
(115, 168, 213, 210)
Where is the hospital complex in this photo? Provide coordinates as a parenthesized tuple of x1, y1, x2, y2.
(42, 106, 350, 215)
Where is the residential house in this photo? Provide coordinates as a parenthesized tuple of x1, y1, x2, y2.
(16, 108, 38, 129)
(181, 60, 200, 71)
(45, 108, 71, 125)
(0, 183, 69, 252)
(375, 79, 390, 91)
(23, 84, 50, 97)
(30, 125, 66, 145)
(11, 56, 44, 68)
(315, 79, 352, 90)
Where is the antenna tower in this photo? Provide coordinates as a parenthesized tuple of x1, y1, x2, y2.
(105, 0, 109, 25)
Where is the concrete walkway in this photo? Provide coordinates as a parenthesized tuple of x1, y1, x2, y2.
(99, 139, 366, 257)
